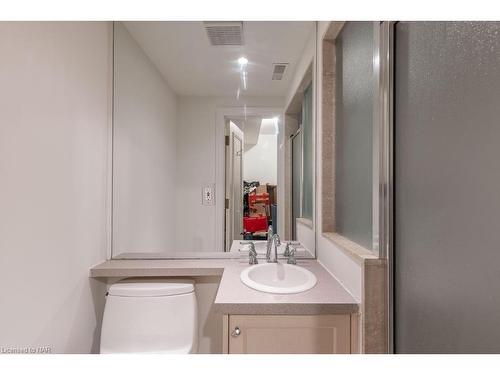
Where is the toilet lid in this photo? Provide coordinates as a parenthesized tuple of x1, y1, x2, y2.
(108, 279, 194, 297)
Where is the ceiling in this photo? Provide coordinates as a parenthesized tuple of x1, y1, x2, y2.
(122, 21, 315, 97)
(230, 116, 261, 146)
(230, 116, 277, 151)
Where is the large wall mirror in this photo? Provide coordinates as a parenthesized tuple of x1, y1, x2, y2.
(111, 21, 318, 259)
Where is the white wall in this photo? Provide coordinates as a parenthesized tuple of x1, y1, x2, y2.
(243, 134, 278, 185)
(175, 96, 284, 252)
(285, 27, 317, 111)
(112, 23, 178, 254)
(0, 22, 110, 353)
(0, 21, 268, 355)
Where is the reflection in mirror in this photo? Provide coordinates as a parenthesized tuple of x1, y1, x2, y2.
(284, 61, 315, 242)
(301, 83, 314, 221)
(112, 21, 317, 258)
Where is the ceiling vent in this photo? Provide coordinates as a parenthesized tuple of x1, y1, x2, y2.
(204, 21, 244, 46)
(272, 63, 289, 80)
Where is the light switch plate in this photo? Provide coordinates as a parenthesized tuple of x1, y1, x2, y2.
(202, 184, 215, 205)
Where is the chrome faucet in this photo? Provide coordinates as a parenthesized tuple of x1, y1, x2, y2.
(267, 234, 281, 263)
(266, 225, 274, 259)
(247, 242, 258, 265)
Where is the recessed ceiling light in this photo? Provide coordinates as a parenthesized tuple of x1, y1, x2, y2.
(238, 57, 248, 66)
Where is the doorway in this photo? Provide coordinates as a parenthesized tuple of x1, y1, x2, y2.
(225, 120, 244, 251)
(224, 115, 280, 251)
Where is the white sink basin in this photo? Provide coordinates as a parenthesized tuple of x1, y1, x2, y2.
(240, 263, 317, 294)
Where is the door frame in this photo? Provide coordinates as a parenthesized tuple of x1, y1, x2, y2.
(289, 128, 303, 240)
(225, 122, 244, 250)
(231, 131, 244, 245)
(377, 21, 395, 353)
(216, 107, 284, 251)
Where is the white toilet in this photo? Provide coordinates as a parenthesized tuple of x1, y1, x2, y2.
(100, 279, 198, 354)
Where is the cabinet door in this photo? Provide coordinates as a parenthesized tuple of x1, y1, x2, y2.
(228, 315, 351, 354)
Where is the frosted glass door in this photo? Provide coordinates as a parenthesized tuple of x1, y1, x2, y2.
(394, 22, 500, 353)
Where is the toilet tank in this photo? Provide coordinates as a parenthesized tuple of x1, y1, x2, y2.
(100, 279, 198, 354)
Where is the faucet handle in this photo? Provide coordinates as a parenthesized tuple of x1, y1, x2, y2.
(249, 253, 258, 265)
(247, 242, 256, 254)
(284, 243, 291, 257)
(287, 245, 297, 265)
(248, 242, 258, 265)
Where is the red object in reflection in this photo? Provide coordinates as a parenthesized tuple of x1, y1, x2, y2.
(243, 216, 268, 233)
(248, 192, 270, 205)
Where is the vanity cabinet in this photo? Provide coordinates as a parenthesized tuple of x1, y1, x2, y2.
(222, 314, 355, 354)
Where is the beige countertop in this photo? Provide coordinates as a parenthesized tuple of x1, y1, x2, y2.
(90, 258, 358, 315)
(89, 259, 230, 277)
(214, 259, 358, 315)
